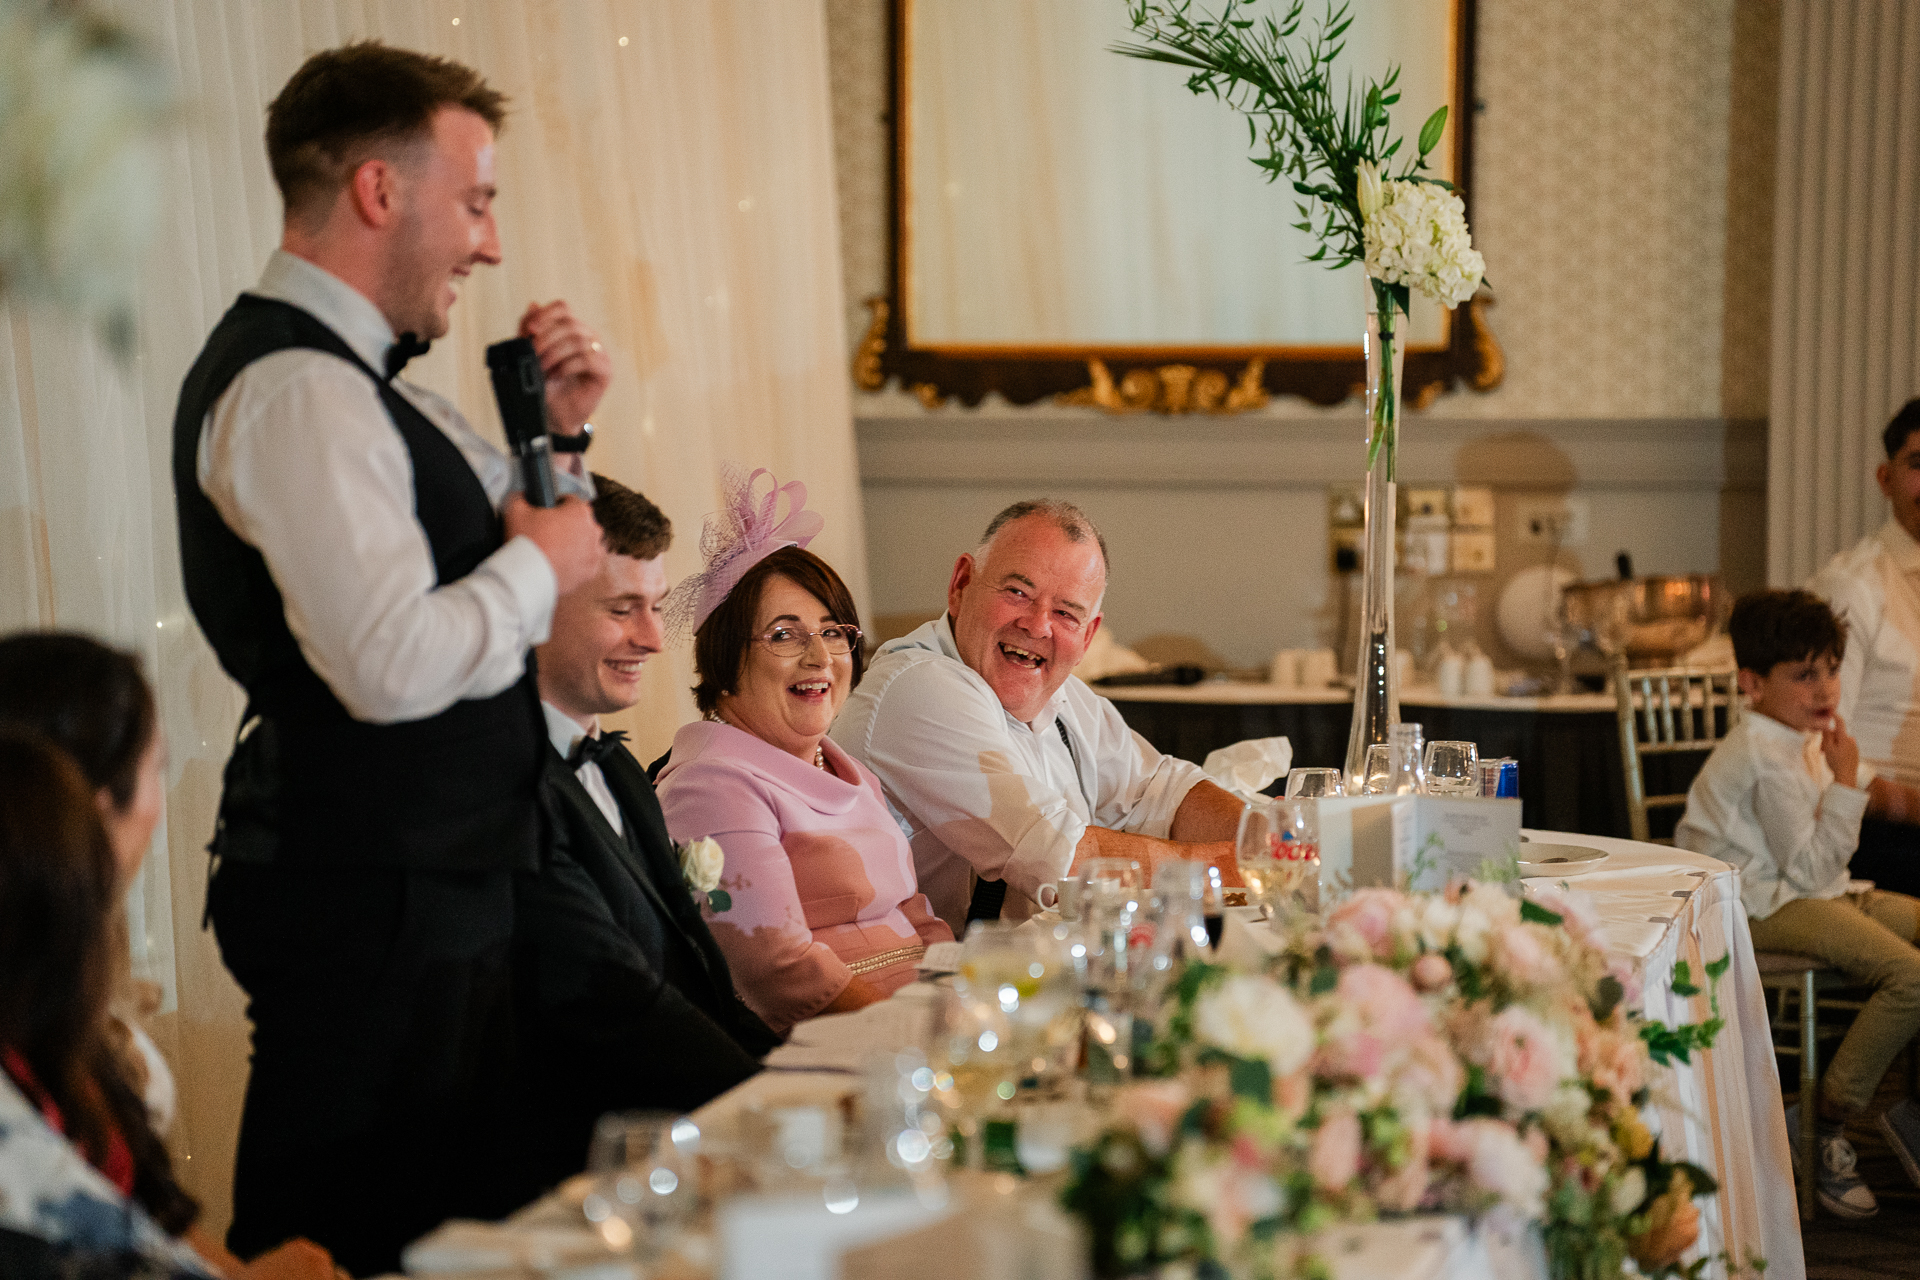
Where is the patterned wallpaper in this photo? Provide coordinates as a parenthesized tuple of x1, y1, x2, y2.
(826, 0, 1780, 421)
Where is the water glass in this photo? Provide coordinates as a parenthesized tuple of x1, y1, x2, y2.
(1286, 766, 1346, 798)
(1360, 743, 1394, 795)
(1422, 739, 1479, 796)
(584, 1111, 701, 1256)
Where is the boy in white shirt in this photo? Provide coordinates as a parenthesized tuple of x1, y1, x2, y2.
(1677, 588, 1920, 1218)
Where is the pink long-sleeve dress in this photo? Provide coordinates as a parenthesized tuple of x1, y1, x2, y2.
(656, 720, 953, 1035)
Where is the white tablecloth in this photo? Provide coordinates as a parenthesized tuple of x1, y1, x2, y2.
(1522, 830, 1803, 1280)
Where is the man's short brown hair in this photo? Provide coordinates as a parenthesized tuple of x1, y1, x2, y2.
(266, 41, 508, 223)
(589, 473, 671, 561)
(1729, 588, 1847, 674)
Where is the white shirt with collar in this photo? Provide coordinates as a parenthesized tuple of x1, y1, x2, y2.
(541, 700, 625, 836)
(829, 615, 1207, 932)
(1674, 709, 1875, 920)
(1810, 518, 1920, 789)
(196, 249, 588, 725)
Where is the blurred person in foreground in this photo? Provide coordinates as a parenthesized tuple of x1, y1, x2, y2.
(830, 499, 1243, 934)
(1811, 398, 1920, 896)
(509, 475, 778, 1188)
(171, 42, 609, 1273)
(655, 469, 951, 1036)
(1676, 589, 1920, 1219)
(0, 728, 334, 1280)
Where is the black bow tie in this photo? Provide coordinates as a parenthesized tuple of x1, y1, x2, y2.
(569, 729, 628, 769)
(384, 332, 431, 381)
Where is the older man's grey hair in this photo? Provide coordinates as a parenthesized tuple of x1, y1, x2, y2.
(974, 499, 1111, 585)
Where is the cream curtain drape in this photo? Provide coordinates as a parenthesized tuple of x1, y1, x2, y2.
(0, 0, 861, 1235)
(1767, 0, 1920, 585)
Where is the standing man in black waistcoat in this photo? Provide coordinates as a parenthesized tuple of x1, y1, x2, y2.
(171, 44, 609, 1276)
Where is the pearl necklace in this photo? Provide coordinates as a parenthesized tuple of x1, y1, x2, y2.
(814, 744, 829, 771)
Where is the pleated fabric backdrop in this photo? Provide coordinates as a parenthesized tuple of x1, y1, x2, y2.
(1768, 0, 1920, 586)
(0, 0, 861, 1235)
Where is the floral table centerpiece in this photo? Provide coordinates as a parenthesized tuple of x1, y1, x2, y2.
(0, 0, 171, 356)
(1116, 1, 1485, 787)
(1060, 881, 1754, 1280)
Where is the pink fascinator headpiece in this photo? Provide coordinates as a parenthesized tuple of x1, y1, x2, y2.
(665, 465, 825, 639)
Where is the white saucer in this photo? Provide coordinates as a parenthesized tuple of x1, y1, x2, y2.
(1518, 842, 1609, 877)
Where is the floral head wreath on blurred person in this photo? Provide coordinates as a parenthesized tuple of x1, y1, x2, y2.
(664, 465, 825, 643)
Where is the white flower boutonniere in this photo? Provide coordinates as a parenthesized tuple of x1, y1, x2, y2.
(679, 836, 729, 912)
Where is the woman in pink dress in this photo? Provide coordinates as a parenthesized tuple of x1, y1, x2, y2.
(656, 471, 951, 1035)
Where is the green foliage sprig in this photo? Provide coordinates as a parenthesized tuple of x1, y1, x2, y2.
(1114, 0, 1450, 291)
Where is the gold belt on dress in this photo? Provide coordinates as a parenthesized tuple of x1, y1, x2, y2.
(845, 943, 927, 976)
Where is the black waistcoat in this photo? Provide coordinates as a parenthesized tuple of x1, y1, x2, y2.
(173, 294, 542, 873)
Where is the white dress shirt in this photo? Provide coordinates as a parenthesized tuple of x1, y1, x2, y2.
(830, 615, 1208, 931)
(1674, 710, 1875, 920)
(196, 250, 587, 725)
(1810, 519, 1920, 789)
(542, 700, 624, 836)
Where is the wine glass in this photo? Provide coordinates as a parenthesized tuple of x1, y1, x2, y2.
(1268, 796, 1321, 915)
(1422, 740, 1479, 796)
(1286, 767, 1346, 798)
(1235, 799, 1282, 918)
(958, 921, 1074, 1092)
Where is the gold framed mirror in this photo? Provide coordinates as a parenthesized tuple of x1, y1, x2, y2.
(856, 0, 1502, 412)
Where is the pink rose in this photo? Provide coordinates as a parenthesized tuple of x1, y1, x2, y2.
(1491, 923, 1563, 990)
(1394, 1033, 1465, 1115)
(1431, 1117, 1548, 1216)
(1373, 1111, 1432, 1212)
(1608, 958, 1644, 1013)
(1274, 1067, 1312, 1119)
(1318, 964, 1430, 1081)
(1527, 883, 1606, 955)
(1411, 952, 1453, 991)
(1484, 1004, 1568, 1113)
(1309, 1105, 1363, 1191)
(1326, 888, 1407, 959)
(1579, 1024, 1646, 1109)
(1112, 1078, 1192, 1156)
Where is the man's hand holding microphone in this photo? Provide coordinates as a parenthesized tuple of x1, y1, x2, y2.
(491, 300, 613, 595)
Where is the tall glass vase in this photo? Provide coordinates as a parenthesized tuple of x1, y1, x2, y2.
(1343, 277, 1408, 791)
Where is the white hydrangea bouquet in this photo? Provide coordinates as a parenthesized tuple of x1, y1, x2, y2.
(1116, 0, 1484, 478)
(1059, 881, 1749, 1280)
(678, 836, 729, 913)
(0, 0, 172, 357)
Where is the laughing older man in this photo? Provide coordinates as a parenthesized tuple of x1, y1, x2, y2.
(831, 499, 1243, 932)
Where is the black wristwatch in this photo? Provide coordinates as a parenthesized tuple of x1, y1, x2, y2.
(551, 422, 593, 453)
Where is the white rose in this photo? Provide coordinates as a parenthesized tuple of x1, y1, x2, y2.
(1417, 897, 1460, 952)
(1193, 973, 1314, 1078)
(1539, 1085, 1595, 1147)
(679, 836, 725, 894)
(1465, 1121, 1548, 1218)
(1610, 1166, 1648, 1217)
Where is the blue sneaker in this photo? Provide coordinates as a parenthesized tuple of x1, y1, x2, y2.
(1877, 1097, 1920, 1190)
(1787, 1103, 1878, 1218)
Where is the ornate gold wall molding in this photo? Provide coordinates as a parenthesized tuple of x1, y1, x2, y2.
(1056, 358, 1270, 415)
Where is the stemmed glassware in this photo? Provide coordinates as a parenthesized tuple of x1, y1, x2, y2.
(1235, 797, 1321, 920)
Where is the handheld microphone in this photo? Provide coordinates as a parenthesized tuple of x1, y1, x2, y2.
(485, 337, 558, 508)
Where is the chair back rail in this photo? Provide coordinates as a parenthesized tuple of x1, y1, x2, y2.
(1611, 656, 1741, 844)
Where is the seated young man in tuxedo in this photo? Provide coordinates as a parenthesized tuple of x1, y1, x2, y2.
(509, 474, 779, 1191)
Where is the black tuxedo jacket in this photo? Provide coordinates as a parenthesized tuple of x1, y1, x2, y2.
(507, 737, 779, 1193)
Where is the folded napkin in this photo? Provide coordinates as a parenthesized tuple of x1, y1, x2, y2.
(1203, 736, 1293, 801)
(1074, 626, 1154, 683)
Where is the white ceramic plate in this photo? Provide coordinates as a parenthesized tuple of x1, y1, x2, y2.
(1517, 842, 1609, 877)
